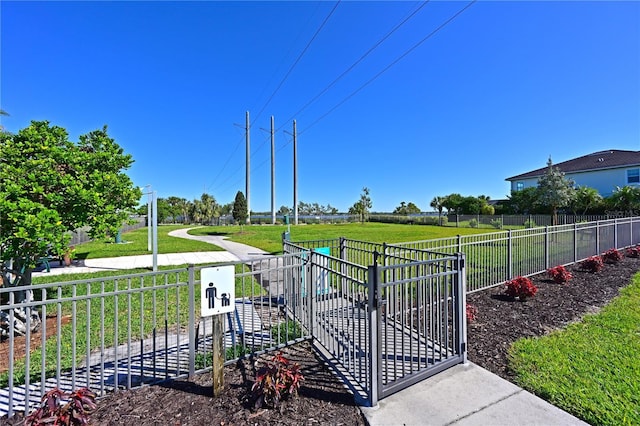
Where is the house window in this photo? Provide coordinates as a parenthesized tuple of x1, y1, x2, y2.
(628, 169, 640, 184)
(516, 182, 524, 191)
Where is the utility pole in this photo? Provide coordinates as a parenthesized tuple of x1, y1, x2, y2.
(245, 111, 251, 225)
(293, 120, 298, 225)
(145, 184, 152, 251)
(271, 115, 276, 225)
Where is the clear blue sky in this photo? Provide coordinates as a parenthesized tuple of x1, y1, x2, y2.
(2, 1, 639, 213)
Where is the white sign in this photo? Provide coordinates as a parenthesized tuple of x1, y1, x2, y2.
(201, 266, 235, 316)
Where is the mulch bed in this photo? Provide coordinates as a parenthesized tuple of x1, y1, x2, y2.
(466, 256, 640, 381)
(2, 256, 638, 425)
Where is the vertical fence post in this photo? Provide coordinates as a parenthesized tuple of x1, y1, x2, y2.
(340, 237, 347, 295)
(544, 226, 549, 270)
(596, 221, 601, 254)
(188, 264, 196, 378)
(307, 252, 316, 340)
(367, 264, 379, 408)
(457, 235, 462, 254)
(508, 229, 513, 279)
(574, 222, 578, 263)
(614, 218, 618, 249)
(455, 253, 467, 363)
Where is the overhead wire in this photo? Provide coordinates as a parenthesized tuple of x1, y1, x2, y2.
(276, 1, 430, 134)
(298, 0, 477, 137)
(251, 0, 341, 127)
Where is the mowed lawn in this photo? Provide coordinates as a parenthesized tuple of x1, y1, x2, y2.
(189, 222, 492, 254)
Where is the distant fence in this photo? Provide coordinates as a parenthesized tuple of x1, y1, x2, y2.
(445, 214, 628, 229)
(68, 217, 146, 246)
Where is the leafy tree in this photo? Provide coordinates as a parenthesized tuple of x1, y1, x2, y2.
(537, 158, 576, 224)
(569, 187, 603, 215)
(430, 196, 445, 225)
(506, 187, 540, 214)
(219, 202, 233, 216)
(166, 196, 187, 223)
(606, 186, 640, 215)
(441, 193, 463, 215)
(278, 205, 291, 215)
(155, 197, 171, 224)
(0, 120, 140, 277)
(232, 191, 248, 224)
(393, 201, 421, 215)
(459, 196, 483, 215)
(348, 187, 372, 223)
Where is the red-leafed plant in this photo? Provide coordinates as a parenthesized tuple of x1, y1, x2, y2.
(25, 387, 96, 426)
(626, 246, 640, 258)
(602, 248, 623, 264)
(466, 303, 478, 323)
(547, 265, 572, 284)
(504, 276, 538, 300)
(581, 255, 604, 273)
(252, 352, 304, 409)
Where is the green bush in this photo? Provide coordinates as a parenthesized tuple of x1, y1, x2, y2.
(524, 219, 536, 228)
(490, 218, 503, 229)
(469, 218, 479, 228)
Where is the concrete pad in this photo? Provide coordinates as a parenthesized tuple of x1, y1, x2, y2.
(360, 362, 587, 426)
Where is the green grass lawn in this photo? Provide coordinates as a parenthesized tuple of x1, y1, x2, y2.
(189, 222, 492, 254)
(509, 273, 640, 426)
(2, 264, 266, 388)
(73, 225, 222, 259)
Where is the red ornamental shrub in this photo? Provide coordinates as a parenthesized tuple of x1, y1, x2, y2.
(504, 276, 538, 300)
(626, 246, 640, 258)
(547, 265, 572, 284)
(581, 255, 604, 273)
(466, 303, 478, 323)
(252, 352, 304, 409)
(26, 387, 96, 426)
(602, 248, 623, 263)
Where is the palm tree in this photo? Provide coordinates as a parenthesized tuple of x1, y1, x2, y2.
(430, 196, 445, 226)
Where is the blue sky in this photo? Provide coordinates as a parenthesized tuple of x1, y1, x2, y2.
(2, 1, 639, 213)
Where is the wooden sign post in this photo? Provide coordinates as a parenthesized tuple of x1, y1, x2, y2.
(201, 265, 235, 397)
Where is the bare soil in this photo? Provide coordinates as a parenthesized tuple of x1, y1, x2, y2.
(2, 257, 638, 425)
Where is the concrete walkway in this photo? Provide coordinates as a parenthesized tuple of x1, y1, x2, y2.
(30, 228, 588, 425)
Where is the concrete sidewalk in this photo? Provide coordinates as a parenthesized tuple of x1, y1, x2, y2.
(360, 362, 587, 426)
(33, 251, 239, 276)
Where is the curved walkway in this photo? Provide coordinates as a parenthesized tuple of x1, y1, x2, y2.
(167, 227, 270, 262)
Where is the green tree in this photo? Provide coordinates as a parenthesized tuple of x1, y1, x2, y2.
(232, 191, 248, 225)
(393, 201, 421, 215)
(441, 193, 463, 215)
(570, 187, 603, 215)
(606, 186, 640, 215)
(506, 187, 540, 214)
(459, 196, 483, 215)
(0, 120, 140, 276)
(537, 158, 576, 224)
(430, 196, 445, 225)
(348, 187, 372, 223)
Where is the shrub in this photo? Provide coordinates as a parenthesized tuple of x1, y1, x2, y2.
(602, 248, 623, 263)
(581, 255, 604, 273)
(252, 352, 304, 408)
(504, 276, 538, 300)
(523, 219, 536, 229)
(490, 218, 503, 229)
(466, 303, 478, 323)
(26, 387, 96, 426)
(272, 320, 303, 344)
(468, 218, 478, 228)
(547, 265, 572, 284)
(626, 246, 640, 258)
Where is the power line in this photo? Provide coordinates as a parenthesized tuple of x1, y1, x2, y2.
(251, 1, 341, 127)
(277, 1, 430, 133)
(299, 0, 477, 137)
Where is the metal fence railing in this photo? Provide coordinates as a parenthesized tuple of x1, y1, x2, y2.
(0, 254, 309, 417)
(393, 217, 640, 293)
(283, 239, 466, 405)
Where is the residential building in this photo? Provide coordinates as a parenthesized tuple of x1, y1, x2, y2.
(506, 149, 640, 197)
